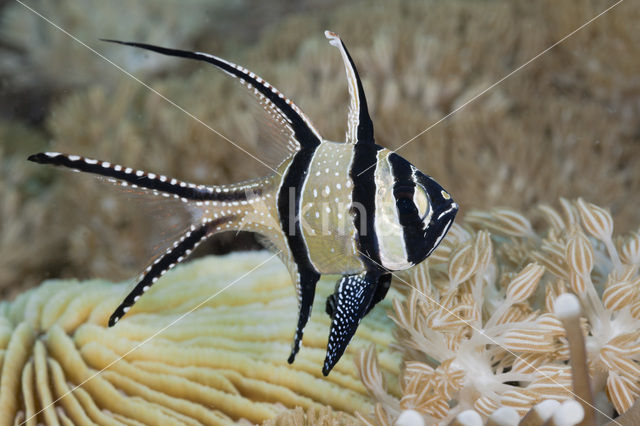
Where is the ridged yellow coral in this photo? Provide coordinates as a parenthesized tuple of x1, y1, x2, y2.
(0, 252, 401, 425)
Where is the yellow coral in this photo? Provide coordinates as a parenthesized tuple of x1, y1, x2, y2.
(0, 252, 401, 424)
(2, 0, 639, 299)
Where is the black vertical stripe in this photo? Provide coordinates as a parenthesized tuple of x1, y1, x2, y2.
(277, 145, 321, 364)
(388, 153, 426, 265)
(277, 147, 319, 271)
(350, 144, 383, 269)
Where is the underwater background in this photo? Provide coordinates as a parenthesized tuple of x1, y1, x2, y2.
(1, 0, 639, 424)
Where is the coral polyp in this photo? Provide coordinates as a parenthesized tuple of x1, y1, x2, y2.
(356, 199, 640, 424)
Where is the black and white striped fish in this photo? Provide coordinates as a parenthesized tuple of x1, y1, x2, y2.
(28, 31, 458, 375)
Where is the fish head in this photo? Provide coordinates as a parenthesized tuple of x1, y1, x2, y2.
(374, 151, 458, 270)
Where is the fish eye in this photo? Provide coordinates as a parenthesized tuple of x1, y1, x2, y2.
(414, 184, 430, 221)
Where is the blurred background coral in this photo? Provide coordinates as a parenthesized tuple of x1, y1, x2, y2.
(1, 0, 638, 300)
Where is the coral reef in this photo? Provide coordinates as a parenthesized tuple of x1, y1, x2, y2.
(1, 1, 638, 423)
(2, 0, 638, 298)
(355, 200, 640, 424)
(263, 406, 360, 426)
(0, 252, 401, 424)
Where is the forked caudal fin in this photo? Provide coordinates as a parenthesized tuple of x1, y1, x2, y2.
(28, 152, 256, 202)
(27, 152, 259, 326)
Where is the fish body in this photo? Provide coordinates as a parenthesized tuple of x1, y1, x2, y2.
(29, 31, 458, 375)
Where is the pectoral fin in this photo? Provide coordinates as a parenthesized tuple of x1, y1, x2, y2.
(366, 273, 391, 315)
(323, 271, 380, 375)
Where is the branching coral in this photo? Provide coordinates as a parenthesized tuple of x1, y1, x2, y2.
(355, 200, 640, 424)
(0, 252, 401, 424)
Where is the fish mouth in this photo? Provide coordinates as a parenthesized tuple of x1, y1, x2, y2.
(439, 202, 459, 222)
(423, 201, 458, 257)
(428, 201, 458, 229)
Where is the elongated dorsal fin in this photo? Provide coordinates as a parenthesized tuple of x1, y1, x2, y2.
(101, 39, 323, 154)
(325, 31, 374, 145)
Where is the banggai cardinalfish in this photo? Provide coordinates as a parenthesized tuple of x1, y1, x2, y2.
(29, 31, 458, 375)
